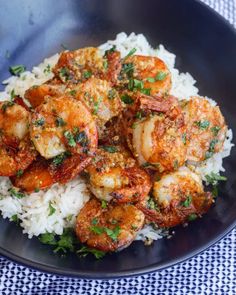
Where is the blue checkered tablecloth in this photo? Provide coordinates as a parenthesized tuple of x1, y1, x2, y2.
(0, 1, 236, 294)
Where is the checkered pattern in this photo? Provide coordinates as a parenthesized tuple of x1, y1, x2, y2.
(0, 1, 235, 294)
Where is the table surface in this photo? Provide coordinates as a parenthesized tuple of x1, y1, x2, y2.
(0, 0, 236, 294)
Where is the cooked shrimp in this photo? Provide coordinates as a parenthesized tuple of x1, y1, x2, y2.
(128, 96, 187, 172)
(30, 95, 98, 160)
(121, 55, 171, 96)
(53, 47, 106, 84)
(137, 167, 214, 227)
(25, 83, 66, 108)
(85, 147, 151, 203)
(76, 198, 145, 252)
(0, 101, 37, 176)
(11, 157, 54, 192)
(73, 77, 122, 135)
(182, 97, 227, 162)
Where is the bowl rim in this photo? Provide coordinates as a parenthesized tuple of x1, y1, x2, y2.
(0, 0, 236, 279)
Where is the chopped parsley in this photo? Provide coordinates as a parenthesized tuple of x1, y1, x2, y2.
(194, 120, 210, 130)
(90, 226, 104, 235)
(39, 228, 75, 253)
(59, 67, 70, 81)
(83, 71, 92, 79)
(55, 117, 66, 127)
(33, 118, 45, 127)
(205, 172, 227, 185)
(155, 71, 168, 81)
(48, 201, 56, 216)
(34, 187, 40, 193)
(188, 214, 197, 221)
(90, 225, 121, 241)
(124, 48, 137, 59)
(181, 195, 192, 207)
(75, 130, 89, 147)
(211, 126, 221, 136)
(64, 131, 76, 147)
(101, 200, 108, 209)
(16, 169, 23, 177)
(103, 59, 108, 70)
(121, 63, 134, 76)
(108, 89, 116, 100)
(9, 65, 26, 76)
(104, 45, 116, 56)
(91, 218, 99, 225)
(121, 94, 134, 104)
(77, 246, 106, 259)
(205, 139, 219, 159)
(128, 78, 150, 95)
(52, 151, 71, 166)
(10, 214, 19, 223)
(146, 77, 156, 83)
(39, 229, 106, 259)
(92, 98, 101, 115)
(182, 132, 187, 145)
(69, 90, 76, 96)
(10, 89, 15, 101)
(1, 101, 14, 112)
(145, 71, 168, 83)
(8, 188, 25, 199)
(43, 64, 51, 74)
(135, 111, 143, 120)
(101, 145, 118, 153)
(147, 197, 158, 210)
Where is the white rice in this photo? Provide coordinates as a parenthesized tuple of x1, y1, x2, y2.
(0, 32, 233, 241)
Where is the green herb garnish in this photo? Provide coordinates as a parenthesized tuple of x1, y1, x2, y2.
(108, 89, 116, 100)
(104, 46, 116, 56)
(43, 64, 51, 74)
(52, 151, 71, 166)
(83, 71, 92, 79)
(205, 172, 227, 185)
(182, 132, 187, 145)
(211, 126, 221, 136)
(10, 89, 15, 101)
(147, 197, 158, 210)
(90, 225, 121, 241)
(101, 200, 108, 209)
(194, 120, 210, 130)
(124, 48, 137, 59)
(155, 71, 168, 81)
(48, 201, 56, 216)
(101, 145, 118, 153)
(64, 131, 76, 147)
(75, 131, 89, 147)
(181, 195, 192, 207)
(59, 67, 70, 81)
(69, 90, 76, 96)
(16, 169, 23, 177)
(8, 188, 25, 199)
(121, 94, 134, 104)
(9, 65, 26, 76)
(1, 101, 14, 112)
(188, 214, 197, 221)
(55, 117, 66, 127)
(91, 218, 98, 225)
(34, 118, 45, 127)
(77, 246, 106, 259)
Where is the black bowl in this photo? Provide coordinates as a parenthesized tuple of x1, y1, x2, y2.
(0, 0, 236, 279)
